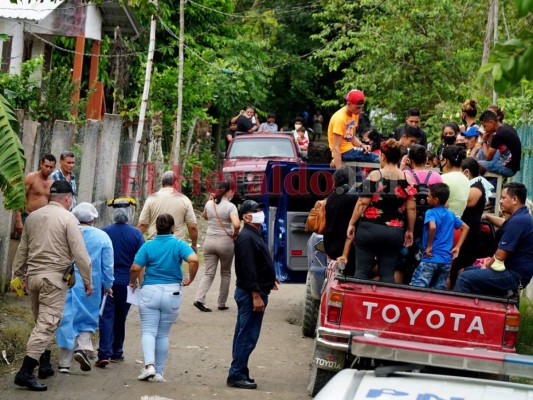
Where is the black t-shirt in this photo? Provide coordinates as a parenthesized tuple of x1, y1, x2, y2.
(460, 180, 485, 236)
(393, 125, 428, 148)
(225, 128, 235, 150)
(324, 191, 358, 259)
(490, 124, 522, 172)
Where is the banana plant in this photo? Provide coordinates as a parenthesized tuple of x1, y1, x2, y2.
(0, 93, 26, 210)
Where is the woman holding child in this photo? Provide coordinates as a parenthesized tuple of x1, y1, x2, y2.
(339, 139, 416, 283)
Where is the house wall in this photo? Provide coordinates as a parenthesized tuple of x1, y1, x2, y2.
(0, 19, 23, 74)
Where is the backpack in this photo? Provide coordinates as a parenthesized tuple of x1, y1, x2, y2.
(412, 171, 432, 229)
(305, 199, 327, 234)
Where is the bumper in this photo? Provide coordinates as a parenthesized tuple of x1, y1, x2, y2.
(351, 335, 533, 378)
(316, 327, 351, 352)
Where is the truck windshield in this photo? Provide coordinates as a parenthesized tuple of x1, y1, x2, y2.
(228, 138, 295, 158)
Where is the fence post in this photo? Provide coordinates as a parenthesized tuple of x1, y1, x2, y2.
(78, 120, 101, 203)
(94, 114, 123, 227)
(50, 120, 76, 160)
(0, 194, 13, 293)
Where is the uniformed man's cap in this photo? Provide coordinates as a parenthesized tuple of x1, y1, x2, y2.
(50, 180, 73, 194)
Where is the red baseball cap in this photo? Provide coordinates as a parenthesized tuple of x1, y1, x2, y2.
(344, 89, 365, 105)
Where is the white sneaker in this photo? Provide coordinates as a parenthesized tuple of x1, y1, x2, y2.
(154, 373, 166, 382)
(58, 366, 70, 374)
(138, 365, 156, 381)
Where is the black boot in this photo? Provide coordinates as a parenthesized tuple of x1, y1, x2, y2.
(14, 356, 47, 391)
(38, 350, 54, 379)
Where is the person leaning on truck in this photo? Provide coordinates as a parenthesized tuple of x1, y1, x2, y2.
(455, 182, 533, 296)
(327, 89, 379, 169)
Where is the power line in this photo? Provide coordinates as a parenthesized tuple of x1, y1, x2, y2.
(186, 0, 322, 19)
(27, 30, 157, 59)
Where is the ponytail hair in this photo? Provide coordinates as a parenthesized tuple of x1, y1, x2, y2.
(442, 145, 467, 168)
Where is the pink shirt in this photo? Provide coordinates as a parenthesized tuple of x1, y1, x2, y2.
(404, 169, 443, 186)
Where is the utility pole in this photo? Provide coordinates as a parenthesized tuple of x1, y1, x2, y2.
(130, 2, 157, 191)
(171, 0, 185, 167)
(492, 0, 499, 104)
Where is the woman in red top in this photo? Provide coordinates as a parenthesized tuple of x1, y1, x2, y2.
(340, 139, 416, 283)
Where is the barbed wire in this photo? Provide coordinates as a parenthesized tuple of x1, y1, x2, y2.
(27, 30, 157, 58)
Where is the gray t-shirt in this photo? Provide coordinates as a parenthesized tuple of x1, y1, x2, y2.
(204, 198, 238, 236)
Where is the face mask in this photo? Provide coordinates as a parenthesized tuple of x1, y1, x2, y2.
(250, 211, 265, 225)
(443, 136, 456, 145)
(294, 124, 302, 130)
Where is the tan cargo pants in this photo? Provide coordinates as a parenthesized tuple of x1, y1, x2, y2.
(26, 273, 68, 360)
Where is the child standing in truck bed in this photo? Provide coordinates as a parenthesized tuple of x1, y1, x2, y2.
(410, 183, 469, 289)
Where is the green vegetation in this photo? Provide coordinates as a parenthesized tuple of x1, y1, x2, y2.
(0, 295, 34, 374)
(0, 93, 25, 210)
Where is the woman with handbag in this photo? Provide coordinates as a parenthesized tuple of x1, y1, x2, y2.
(194, 181, 240, 312)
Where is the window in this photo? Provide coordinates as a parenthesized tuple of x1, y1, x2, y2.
(229, 138, 296, 158)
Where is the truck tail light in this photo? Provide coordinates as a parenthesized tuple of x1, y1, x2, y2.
(503, 314, 520, 349)
(327, 291, 344, 324)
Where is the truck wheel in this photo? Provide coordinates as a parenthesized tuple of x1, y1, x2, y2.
(302, 283, 320, 338)
(307, 364, 336, 396)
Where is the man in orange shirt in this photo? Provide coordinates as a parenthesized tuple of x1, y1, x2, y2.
(328, 89, 378, 169)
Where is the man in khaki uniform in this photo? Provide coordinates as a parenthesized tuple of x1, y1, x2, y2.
(12, 180, 93, 392)
(138, 171, 198, 251)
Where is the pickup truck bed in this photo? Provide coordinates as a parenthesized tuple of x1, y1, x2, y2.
(309, 263, 520, 395)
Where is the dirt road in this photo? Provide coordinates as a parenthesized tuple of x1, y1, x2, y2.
(0, 276, 314, 400)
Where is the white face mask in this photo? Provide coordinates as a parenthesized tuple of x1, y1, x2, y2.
(294, 124, 302, 130)
(250, 211, 265, 225)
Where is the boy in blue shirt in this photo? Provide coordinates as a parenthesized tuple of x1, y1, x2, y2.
(410, 183, 469, 289)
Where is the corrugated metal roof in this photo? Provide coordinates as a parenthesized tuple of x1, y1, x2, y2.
(0, 0, 66, 21)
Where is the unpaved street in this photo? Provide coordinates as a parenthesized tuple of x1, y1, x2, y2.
(0, 276, 314, 400)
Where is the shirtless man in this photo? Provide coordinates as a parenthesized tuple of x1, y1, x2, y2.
(15, 154, 57, 235)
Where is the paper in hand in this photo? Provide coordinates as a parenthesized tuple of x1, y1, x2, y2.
(127, 286, 140, 306)
(99, 293, 108, 316)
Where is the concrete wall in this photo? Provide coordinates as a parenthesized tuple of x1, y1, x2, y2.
(1, 115, 126, 292)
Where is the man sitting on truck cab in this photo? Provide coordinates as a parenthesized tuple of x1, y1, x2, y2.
(454, 182, 533, 296)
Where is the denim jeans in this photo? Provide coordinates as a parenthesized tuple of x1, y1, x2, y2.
(479, 154, 514, 177)
(454, 266, 521, 296)
(410, 262, 450, 289)
(227, 287, 268, 382)
(341, 148, 379, 163)
(138, 283, 181, 375)
(98, 284, 131, 360)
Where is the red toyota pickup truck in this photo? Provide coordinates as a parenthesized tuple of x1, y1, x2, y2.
(308, 261, 523, 396)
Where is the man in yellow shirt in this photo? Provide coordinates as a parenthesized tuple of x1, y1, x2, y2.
(328, 89, 378, 169)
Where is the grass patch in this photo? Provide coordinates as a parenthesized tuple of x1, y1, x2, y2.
(509, 295, 533, 384)
(516, 296, 533, 355)
(0, 294, 34, 374)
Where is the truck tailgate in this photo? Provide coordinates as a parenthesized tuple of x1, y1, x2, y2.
(332, 279, 518, 351)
